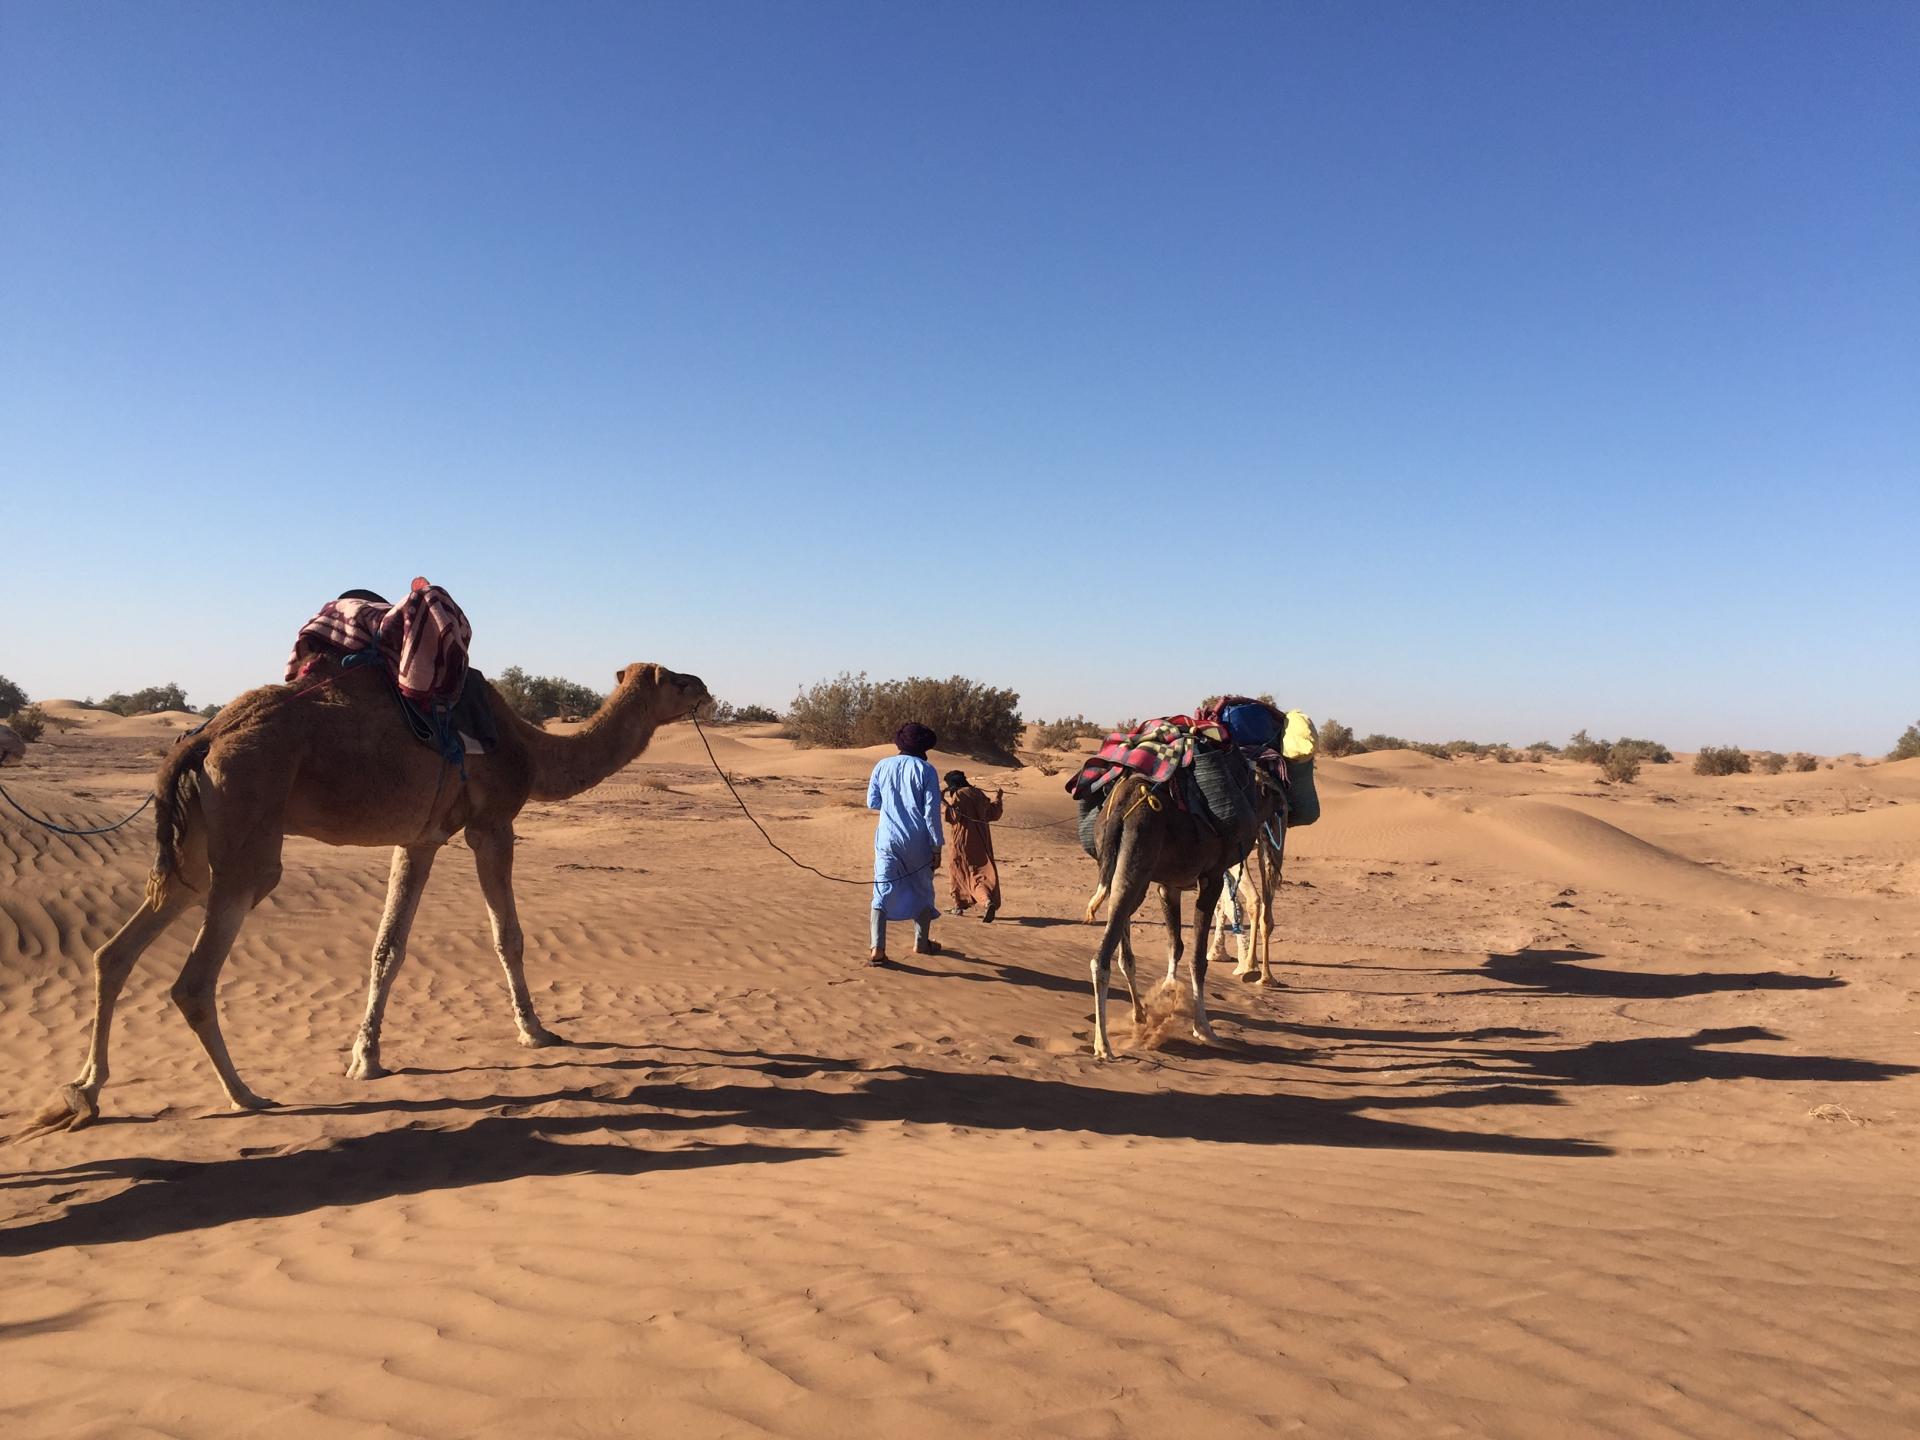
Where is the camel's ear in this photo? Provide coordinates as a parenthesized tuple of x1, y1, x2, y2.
(614, 667, 628, 687)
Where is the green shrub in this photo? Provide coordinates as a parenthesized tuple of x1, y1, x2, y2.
(734, 703, 779, 724)
(1317, 718, 1359, 756)
(788, 671, 1023, 756)
(1755, 751, 1787, 774)
(495, 666, 606, 723)
(1600, 747, 1641, 783)
(1891, 723, 1920, 761)
(1357, 732, 1411, 752)
(1789, 752, 1817, 772)
(1612, 737, 1673, 764)
(1034, 715, 1104, 749)
(6, 704, 46, 743)
(1563, 729, 1609, 763)
(1693, 745, 1752, 776)
(0, 674, 27, 716)
(99, 683, 189, 716)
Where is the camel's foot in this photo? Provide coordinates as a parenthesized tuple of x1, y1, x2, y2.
(1190, 1022, 1221, 1047)
(1091, 1037, 1116, 1061)
(344, 1051, 387, 1081)
(3, 1084, 99, 1143)
(226, 1088, 278, 1113)
(517, 1025, 564, 1050)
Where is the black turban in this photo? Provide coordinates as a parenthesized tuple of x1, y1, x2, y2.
(942, 770, 968, 791)
(894, 722, 938, 757)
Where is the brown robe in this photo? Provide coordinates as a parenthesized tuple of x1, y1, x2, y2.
(941, 785, 1003, 909)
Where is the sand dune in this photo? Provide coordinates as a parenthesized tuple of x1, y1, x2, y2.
(4, 722, 1918, 1438)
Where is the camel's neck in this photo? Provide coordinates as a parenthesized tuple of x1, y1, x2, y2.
(505, 687, 671, 802)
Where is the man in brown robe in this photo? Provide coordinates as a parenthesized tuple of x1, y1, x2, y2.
(941, 770, 1004, 921)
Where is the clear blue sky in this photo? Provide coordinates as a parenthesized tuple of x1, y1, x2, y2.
(3, 2, 1914, 752)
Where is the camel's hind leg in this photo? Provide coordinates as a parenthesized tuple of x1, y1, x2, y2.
(1160, 884, 1184, 983)
(345, 842, 440, 1080)
(470, 826, 559, 1048)
(8, 889, 192, 1140)
(77, 888, 190, 1101)
(1090, 868, 1152, 1061)
(1188, 872, 1226, 1046)
(171, 884, 275, 1111)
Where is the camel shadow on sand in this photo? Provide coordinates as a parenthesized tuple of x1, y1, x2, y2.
(1, 1053, 1614, 1255)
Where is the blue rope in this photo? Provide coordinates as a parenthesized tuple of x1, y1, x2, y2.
(0, 781, 154, 837)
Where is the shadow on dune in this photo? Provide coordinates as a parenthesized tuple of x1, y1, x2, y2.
(0, 1055, 1618, 1253)
(883, 950, 1088, 996)
(1469, 1026, 1918, 1089)
(1461, 948, 1847, 1000)
(1286, 1022, 1918, 1091)
(0, 1123, 834, 1257)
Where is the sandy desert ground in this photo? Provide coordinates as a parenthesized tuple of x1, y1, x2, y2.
(3, 701, 1918, 1438)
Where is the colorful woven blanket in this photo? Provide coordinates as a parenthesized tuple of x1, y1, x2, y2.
(285, 578, 472, 705)
(1065, 716, 1231, 801)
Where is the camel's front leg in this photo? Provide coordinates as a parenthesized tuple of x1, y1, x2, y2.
(346, 843, 440, 1080)
(469, 826, 560, 1048)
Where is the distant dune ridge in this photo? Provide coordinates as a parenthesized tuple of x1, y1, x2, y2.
(3, 715, 1918, 1438)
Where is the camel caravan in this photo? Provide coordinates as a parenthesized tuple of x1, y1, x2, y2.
(9, 583, 1320, 1138)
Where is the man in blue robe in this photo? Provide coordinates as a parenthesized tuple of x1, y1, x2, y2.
(867, 721, 944, 965)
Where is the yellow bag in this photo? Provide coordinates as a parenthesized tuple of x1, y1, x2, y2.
(1282, 710, 1316, 760)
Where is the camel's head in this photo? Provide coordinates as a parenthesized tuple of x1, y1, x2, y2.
(614, 663, 711, 722)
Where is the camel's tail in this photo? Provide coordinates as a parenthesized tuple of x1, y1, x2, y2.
(1083, 779, 1142, 922)
(146, 731, 212, 909)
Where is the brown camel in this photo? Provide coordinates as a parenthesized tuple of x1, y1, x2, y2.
(15, 660, 708, 1135)
(1083, 769, 1283, 1059)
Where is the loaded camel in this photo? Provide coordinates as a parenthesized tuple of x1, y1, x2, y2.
(1083, 769, 1284, 1059)
(15, 661, 708, 1136)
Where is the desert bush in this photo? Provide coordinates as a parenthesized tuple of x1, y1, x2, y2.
(0, 674, 27, 716)
(99, 683, 189, 716)
(1693, 745, 1752, 776)
(1891, 723, 1920, 761)
(1755, 751, 1787, 774)
(1317, 718, 1359, 756)
(788, 671, 1023, 756)
(1611, 737, 1673, 764)
(787, 672, 873, 749)
(1357, 732, 1411, 753)
(1034, 715, 1104, 749)
(1600, 746, 1641, 783)
(7, 704, 47, 743)
(1525, 740, 1560, 755)
(700, 700, 780, 726)
(1492, 744, 1516, 763)
(494, 666, 605, 724)
(1563, 729, 1609, 764)
(1789, 752, 1817, 772)
(198, 703, 223, 719)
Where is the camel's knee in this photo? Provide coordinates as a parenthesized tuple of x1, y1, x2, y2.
(169, 978, 215, 1029)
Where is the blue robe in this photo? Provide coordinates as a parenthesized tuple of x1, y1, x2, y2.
(868, 753, 945, 921)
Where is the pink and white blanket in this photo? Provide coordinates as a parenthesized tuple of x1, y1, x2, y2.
(285, 578, 472, 705)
